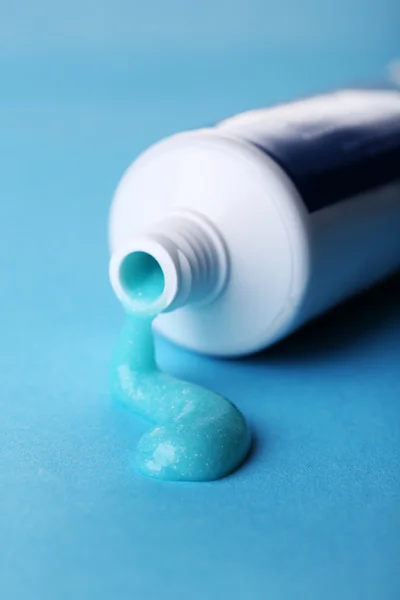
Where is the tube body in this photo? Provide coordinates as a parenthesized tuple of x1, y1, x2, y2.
(109, 89, 400, 356)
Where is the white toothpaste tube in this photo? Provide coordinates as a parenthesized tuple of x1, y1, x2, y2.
(109, 88, 400, 356)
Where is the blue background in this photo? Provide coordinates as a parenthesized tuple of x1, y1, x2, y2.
(1, 2, 400, 599)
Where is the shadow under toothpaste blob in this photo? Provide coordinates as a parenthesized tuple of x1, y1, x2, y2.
(110, 250, 251, 482)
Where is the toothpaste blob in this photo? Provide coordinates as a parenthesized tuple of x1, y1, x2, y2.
(110, 312, 251, 482)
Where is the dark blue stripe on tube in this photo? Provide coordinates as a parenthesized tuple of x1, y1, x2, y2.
(224, 89, 400, 212)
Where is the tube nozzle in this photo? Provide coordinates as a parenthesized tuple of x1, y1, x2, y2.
(109, 210, 228, 316)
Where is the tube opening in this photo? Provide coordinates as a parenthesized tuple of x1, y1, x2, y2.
(119, 251, 165, 308)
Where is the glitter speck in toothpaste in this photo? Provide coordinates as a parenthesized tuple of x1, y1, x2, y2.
(110, 312, 251, 482)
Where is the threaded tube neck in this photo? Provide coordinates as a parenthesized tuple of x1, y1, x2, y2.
(109, 210, 229, 315)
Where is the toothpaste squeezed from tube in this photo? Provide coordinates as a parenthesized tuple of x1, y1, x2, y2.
(110, 262, 251, 482)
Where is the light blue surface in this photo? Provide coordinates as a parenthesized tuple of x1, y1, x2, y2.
(1, 2, 400, 598)
(111, 314, 250, 480)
